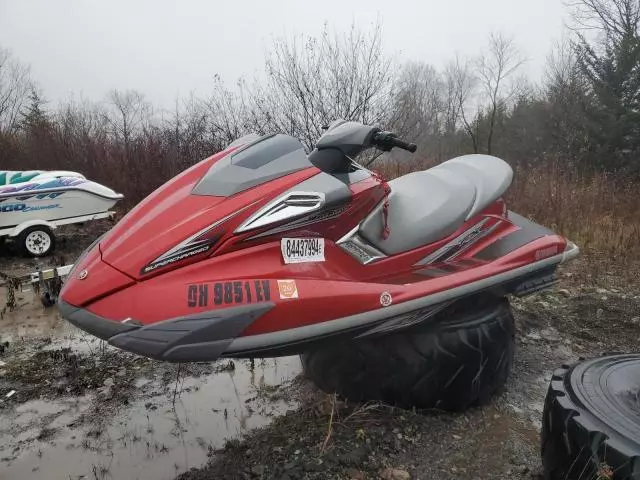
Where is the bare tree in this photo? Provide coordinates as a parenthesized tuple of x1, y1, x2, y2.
(390, 61, 445, 148)
(247, 21, 396, 150)
(568, 0, 640, 38)
(57, 97, 109, 141)
(542, 39, 591, 162)
(105, 89, 152, 153)
(444, 55, 479, 153)
(477, 33, 526, 155)
(545, 38, 579, 88)
(0, 47, 32, 132)
(203, 76, 252, 147)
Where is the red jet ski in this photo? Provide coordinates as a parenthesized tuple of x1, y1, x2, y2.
(59, 120, 579, 362)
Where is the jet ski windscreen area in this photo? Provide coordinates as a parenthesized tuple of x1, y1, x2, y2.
(191, 134, 312, 197)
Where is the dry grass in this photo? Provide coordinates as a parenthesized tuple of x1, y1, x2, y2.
(377, 157, 640, 263)
(508, 163, 640, 260)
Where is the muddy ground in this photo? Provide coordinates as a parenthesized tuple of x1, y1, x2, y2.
(1, 227, 639, 480)
(0, 291, 301, 480)
(176, 266, 640, 480)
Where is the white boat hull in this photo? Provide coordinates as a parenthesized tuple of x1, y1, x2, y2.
(0, 170, 123, 232)
(0, 191, 120, 229)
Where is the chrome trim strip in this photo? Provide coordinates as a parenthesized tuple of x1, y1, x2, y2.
(244, 204, 349, 240)
(414, 217, 494, 266)
(561, 241, 580, 263)
(235, 191, 325, 233)
(445, 220, 503, 262)
(336, 224, 387, 265)
(336, 224, 359, 244)
(355, 301, 452, 338)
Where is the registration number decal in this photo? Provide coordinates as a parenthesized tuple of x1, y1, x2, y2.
(281, 238, 325, 264)
(187, 280, 271, 307)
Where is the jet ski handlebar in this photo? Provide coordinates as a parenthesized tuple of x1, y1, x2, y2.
(372, 131, 418, 153)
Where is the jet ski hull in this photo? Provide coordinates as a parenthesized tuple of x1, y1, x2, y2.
(59, 213, 578, 363)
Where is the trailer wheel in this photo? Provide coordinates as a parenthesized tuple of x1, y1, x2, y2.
(17, 226, 55, 257)
(301, 296, 515, 411)
(541, 355, 640, 480)
(41, 291, 57, 307)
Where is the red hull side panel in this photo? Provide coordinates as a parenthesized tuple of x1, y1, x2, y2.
(99, 149, 231, 253)
(83, 215, 567, 336)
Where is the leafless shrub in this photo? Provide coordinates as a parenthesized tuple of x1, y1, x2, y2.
(247, 21, 396, 150)
(476, 33, 526, 154)
(0, 48, 32, 132)
(444, 55, 479, 153)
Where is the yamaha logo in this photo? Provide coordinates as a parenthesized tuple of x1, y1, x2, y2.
(380, 292, 393, 307)
(78, 269, 88, 280)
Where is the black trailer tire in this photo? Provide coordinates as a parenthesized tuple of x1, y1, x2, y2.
(541, 355, 640, 480)
(16, 226, 56, 257)
(301, 296, 515, 411)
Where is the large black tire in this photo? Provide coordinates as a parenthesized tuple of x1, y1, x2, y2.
(301, 296, 515, 411)
(542, 355, 640, 480)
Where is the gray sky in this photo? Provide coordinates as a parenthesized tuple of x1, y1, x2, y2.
(0, 0, 568, 109)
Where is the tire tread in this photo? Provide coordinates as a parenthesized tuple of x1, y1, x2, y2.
(302, 296, 515, 411)
(541, 357, 640, 479)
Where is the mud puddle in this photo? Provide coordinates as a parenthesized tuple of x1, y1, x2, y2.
(1, 356, 300, 479)
(0, 290, 302, 479)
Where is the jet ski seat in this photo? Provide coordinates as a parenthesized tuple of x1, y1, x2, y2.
(359, 154, 513, 255)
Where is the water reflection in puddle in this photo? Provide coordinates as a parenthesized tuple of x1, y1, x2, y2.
(0, 356, 301, 480)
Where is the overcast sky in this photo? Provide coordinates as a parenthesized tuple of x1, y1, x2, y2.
(0, 0, 569, 109)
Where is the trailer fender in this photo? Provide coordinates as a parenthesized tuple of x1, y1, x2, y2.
(7, 220, 58, 238)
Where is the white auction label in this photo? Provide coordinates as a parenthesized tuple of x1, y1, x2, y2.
(281, 237, 325, 264)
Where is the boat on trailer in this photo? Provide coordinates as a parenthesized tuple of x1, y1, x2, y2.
(0, 170, 123, 257)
